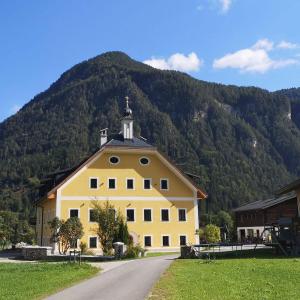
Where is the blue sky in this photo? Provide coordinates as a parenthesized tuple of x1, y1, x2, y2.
(1, 0, 300, 122)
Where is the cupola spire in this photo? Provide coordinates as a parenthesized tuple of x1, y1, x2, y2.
(121, 96, 134, 139)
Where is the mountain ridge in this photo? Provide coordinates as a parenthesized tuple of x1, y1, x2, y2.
(1, 51, 300, 218)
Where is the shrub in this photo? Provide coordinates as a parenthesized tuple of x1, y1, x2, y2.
(92, 201, 130, 255)
(49, 217, 84, 254)
(197, 228, 205, 243)
(124, 244, 146, 258)
(204, 224, 221, 243)
(80, 242, 87, 254)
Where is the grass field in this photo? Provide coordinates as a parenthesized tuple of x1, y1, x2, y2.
(0, 263, 98, 300)
(145, 252, 179, 258)
(149, 257, 300, 300)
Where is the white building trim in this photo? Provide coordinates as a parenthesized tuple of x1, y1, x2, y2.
(193, 192, 200, 244)
(60, 196, 195, 201)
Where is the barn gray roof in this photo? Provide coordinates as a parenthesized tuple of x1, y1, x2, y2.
(276, 178, 300, 195)
(233, 192, 297, 212)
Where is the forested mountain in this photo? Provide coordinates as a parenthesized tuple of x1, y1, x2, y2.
(1, 51, 300, 219)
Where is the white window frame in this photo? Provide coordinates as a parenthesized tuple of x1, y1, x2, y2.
(161, 235, 171, 247)
(108, 177, 117, 190)
(109, 155, 120, 165)
(88, 208, 97, 223)
(89, 177, 99, 190)
(143, 208, 153, 222)
(160, 208, 170, 222)
(126, 178, 135, 190)
(88, 236, 98, 249)
(160, 178, 169, 191)
(178, 208, 187, 222)
(126, 208, 136, 222)
(179, 234, 188, 246)
(143, 235, 153, 247)
(139, 156, 151, 166)
(69, 208, 80, 218)
(143, 178, 152, 190)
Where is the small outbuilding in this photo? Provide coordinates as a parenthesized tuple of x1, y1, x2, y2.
(233, 188, 300, 255)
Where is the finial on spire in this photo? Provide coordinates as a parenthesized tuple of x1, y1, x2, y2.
(123, 96, 133, 119)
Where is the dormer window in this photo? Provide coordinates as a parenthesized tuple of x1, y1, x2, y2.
(140, 157, 150, 166)
(109, 156, 120, 165)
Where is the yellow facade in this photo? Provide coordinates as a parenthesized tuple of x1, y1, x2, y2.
(37, 148, 204, 252)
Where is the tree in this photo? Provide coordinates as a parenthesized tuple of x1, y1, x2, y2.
(93, 201, 129, 255)
(204, 224, 221, 243)
(214, 211, 234, 231)
(0, 211, 34, 248)
(213, 210, 234, 240)
(114, 217, 130, 245)
(49, 217, 84, 254)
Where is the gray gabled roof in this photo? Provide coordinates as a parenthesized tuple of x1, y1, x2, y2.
(276, 178, 300, 195)
(105, 135, 154, 148)
(233, 192, 297, 212)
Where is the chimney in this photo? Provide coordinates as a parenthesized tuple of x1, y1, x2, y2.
(100, 128, 108, 147)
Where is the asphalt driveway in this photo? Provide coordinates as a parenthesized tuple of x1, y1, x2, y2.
(46, 254, 178, 300)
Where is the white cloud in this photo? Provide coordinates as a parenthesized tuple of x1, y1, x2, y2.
(197, 0, 233, 14)
(213, 39, 299, 73)
(143, 52, 203, 72)
(277, 40, 298, 49)
(10, 104, 21, 114)
(252, 38, 274, 51)
(220, 0, 232, 13)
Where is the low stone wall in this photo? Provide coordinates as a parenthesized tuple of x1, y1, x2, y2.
(180, 246, 197, 258)
(22, 246, 52, 260)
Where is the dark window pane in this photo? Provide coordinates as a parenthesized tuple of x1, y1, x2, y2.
(144, 179, 151, 189)
(140, 157, 149, 165)
(127, 209, 135, 222)
(180, 236, 186, 246)
(89, 209, 97, 222)
(127, 179, 134, 189)
(89, 237, 97, 248)
(70, 209, 79, 218)
(90, 178, 97, 189)
(178, 209, 186, 221)
(144, 236, 151, 247)
(161, 179, 168, 190)
(109, 179, 116, 189)
(144, 209, 152, 221)
(161, 209, 169, 221)
(162, 236, 169, 246)
(109, 156, 119, 164)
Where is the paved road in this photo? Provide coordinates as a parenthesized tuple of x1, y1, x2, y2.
(46, 254, 178, 300)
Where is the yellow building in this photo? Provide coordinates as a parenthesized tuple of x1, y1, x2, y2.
(36, 98, 207, 252)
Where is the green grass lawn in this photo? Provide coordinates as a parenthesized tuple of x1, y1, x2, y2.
(145, 252, 179, 258)
(149, 257, 300, 300)
(0, 263, 98, 300)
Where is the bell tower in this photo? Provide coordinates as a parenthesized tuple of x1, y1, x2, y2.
(121, 96, 133, 140)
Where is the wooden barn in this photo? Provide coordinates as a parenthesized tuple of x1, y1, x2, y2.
(233, 186, 300, 255)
